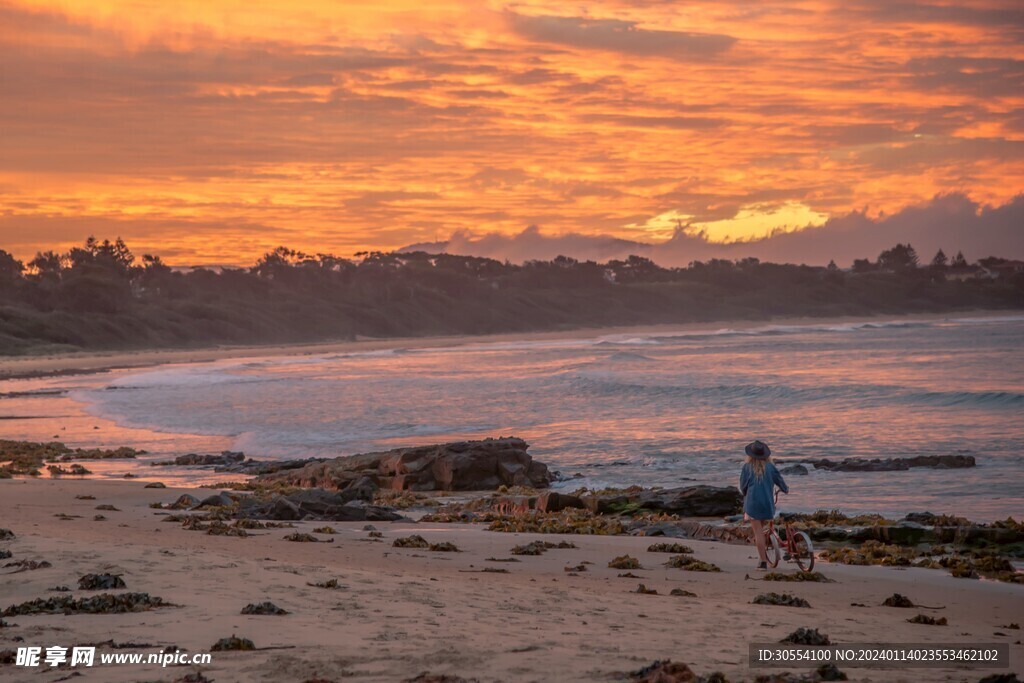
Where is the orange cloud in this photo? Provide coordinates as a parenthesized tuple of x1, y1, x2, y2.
(0, 0, 1021, 264)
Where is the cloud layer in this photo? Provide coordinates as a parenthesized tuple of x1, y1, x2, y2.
(402, 194, 1024, 266)
(0, 0, 1021, 264)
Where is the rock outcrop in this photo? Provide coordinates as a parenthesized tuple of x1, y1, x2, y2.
(256, 437, 550, 491)
(582, 485, 742, 517)
(237, 489, 404, 522)
(800, 455, 975, 472)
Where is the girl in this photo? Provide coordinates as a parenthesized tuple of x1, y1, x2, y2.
(739, 440, 788, 570)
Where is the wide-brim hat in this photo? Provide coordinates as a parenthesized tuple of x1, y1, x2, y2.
(745, 440, 771, 459)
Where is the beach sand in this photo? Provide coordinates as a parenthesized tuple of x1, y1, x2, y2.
(1, 310, 1012, 381)
(0, 478, 1020, 682)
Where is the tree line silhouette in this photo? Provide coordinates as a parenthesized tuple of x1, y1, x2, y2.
(0, 238, 1020, 353)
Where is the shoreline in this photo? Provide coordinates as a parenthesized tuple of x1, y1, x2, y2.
(0, 477, 1021, 682)
(2, 309, 1019, 381)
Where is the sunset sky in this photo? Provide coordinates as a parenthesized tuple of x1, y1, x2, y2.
(1, 0, 1022, 264)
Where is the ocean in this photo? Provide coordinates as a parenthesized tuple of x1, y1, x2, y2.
(2, 314, 1022, 521)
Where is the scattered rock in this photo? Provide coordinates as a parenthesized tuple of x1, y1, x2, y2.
(801, 455, 975, 472)
(169, 494, 201, 510)
(633, 584, 658, 595)
(647, 542, 695, 554)
(368, 531, 383, 538)
(779, 464, 809, 476)
(95, 504, 120, 511)
(618, 572, 642, 578)
(307, 579, 342, 589)
(2, 593, 169, 615)
(564, 564, 587, 572)
(312, 526, 336, 534)
(534, 491, 585, 513)
(78, 573, 126, 590)
(781, 628, 830, 646)
(907, 614, 947, 625)
(608, 555, 642, 569)
(158, 452, 246, 467)
(47, 463, 91, 476)
(393, 535, 430, 549)
(74, 496, 95, 501)
(0, 550, 11, 560)
(241, 601, 289, 615)
(583, 485, 742, 517)
(753, 593, 811, 608)
(93, 515, 106, 521)
(0, 529, 14, 541)
(210, 635, 254, 651)
(257, 437, 550, 491)
(239, 488, 403, 522)
(144, 482, 167, 489)
(47, 586, 71, 592)
(670, 588, 697, 597)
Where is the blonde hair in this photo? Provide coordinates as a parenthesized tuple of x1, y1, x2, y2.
(747, 455, 768, 479)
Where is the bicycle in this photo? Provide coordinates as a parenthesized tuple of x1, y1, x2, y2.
(762, 488, 815, 571)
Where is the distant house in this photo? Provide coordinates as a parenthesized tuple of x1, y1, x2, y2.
(945, 265, 994, 281)
(988, 260, 1024, 279)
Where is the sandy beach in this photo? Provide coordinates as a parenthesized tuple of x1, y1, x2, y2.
(1, 311, 1013, 381)
(1, 478, 1020, 682)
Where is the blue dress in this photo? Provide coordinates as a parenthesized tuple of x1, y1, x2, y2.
(739, 461, 789, 520)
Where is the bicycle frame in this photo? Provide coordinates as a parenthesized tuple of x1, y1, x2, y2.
(762, 488, 815, 571)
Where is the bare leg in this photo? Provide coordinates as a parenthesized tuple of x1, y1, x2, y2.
(750, 519, 768, 563)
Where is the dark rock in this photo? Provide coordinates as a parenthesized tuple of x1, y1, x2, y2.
(78, 573, 126, 590)
(215, 456, 326, 475)
(0, 550, 11, 560)
(240, 601, 288, 615)
(978, 675, 1021, 683)
(802, 454, 975, 472)
(534, 491, 585, 513)
(239, 488, 403, 522)
(144, 482, 167, 489)
(256, 437, 550, 491)
(584, 485, 742, 517)
(168, 494, 201, 510)
(193, 492, 238, 509)
(907, 614, 947, 625)
(779, 464, 809, 476)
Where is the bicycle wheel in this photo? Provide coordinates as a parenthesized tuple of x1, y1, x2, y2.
(791, 531, 815, 572)
(764, 529, 782, 568)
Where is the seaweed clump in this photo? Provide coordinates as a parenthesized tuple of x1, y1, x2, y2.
(780, 628, 830, 646)
(663, 555, 721, 572)
(907, 614, 947, 626)
(647, 543, 694, 554)
(3, 593, 170, 616)
(763, 571, 834, 583)
(78, 573, 126, 590)
(753, 592, 811, 608)
(210, 635, 255, 651)
(241, 601, 289, 615)
(393, 535, 430, 549)
(608, 555, 641, 570)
